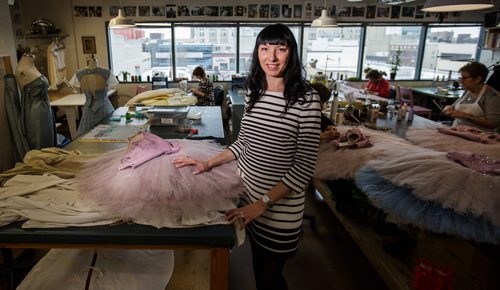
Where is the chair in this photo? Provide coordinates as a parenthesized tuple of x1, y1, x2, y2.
(398, 86, 433, 119)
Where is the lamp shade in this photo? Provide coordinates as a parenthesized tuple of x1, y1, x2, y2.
(422, 0, 494, 12)
(109, 9, 135, 28)
(311, 10, 337, 27)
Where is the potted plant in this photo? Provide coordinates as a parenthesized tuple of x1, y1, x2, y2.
(120, 71, 130, 82)
(390, 48, 401, 81)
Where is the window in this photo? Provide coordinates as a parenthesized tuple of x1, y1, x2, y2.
(174, 25, 237, 80)
(303, 26, 362, 80)
(239, 25, 301, 75)
(108, 26, 171, 80)
(363, 26, 423, 80)
(420, 26, 481, 80)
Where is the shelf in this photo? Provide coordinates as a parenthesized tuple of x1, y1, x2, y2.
(481, 47, 500, 50)
(24, 33, 69, 40)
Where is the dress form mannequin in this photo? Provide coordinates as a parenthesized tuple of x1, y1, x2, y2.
(80, 57, 106, 93)
(15, 54, 42, 89)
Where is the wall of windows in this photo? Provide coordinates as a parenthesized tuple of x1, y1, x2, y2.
(107, 23, 482, 82)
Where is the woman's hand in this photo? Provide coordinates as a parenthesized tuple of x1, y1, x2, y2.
(225, 201, 267, 230)
(448, 109, 470, 119)
(442, 105, 454, 115)
(172, 156, 210, 174)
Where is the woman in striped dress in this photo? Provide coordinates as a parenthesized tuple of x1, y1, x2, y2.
(173, 23, 321, 290)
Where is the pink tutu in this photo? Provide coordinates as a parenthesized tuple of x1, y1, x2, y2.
(314, 125, 423, 180)
(406, 128, 500, 160)
(76, 138, 244, 227)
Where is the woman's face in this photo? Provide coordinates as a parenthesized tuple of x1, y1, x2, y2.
(258, 43, 290, 78)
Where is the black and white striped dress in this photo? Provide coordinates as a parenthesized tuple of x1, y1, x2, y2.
(228, 90, 321, 254)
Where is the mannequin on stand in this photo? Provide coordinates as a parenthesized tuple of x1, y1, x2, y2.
(69, 55, 118, 136)
(14, 53, 56, 152)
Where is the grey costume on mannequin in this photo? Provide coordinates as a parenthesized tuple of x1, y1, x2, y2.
(21, 76, 56, 150)
(75, 67, 114, 136)
(4, 74, 30, 162)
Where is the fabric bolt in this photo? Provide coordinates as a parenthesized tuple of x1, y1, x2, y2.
(355, 150, 500, 227)
(437, 126, 500, 144)
(20, 75, 56, 150)
(196, 77, 214, 105)
(406, 128, 500, 160)
(227, 91, 321, 254)
(314, 125, 424, 181)
(70, 67, 117, 136)
(355, 166, 500, 244)
(18, 249, 174, 290)
(119, 132, 180, 170)
(77, 139, 244, 228)
(446, 151, 500, 176)
(3, 74, 30, 162)
(0, 174, 116, 228)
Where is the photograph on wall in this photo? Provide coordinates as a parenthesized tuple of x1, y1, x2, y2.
(282, 5, 292, 18)
(109, 6, 119, 17)
(304, 1, 313, 20)
(402, 6, 415, 18)
(220, 6, 233, 16)
(259, 4, 269, 18)
(191, 6, 203, 16)
(74, 6, 88, 17)
(166, 5, 176, 18)
(329, 5, 337, 17)
(178, 6, 190, 17)
(89, 6, 102, 17)
(248, 5, 258, 18)
(82, 36, 96, 54)
(415, 5, 424, 19)
(338, 7, 351, 17)
(235, 6, 246, 17)
(293, 5, 302, 18)
(314, 6, 324, 17)
(377, 7, 390, 18)
(352, 7, 365, 17)
(123, 6, 136, 17)
(391, 6, 401, 19)
(270, 5, 280, 18)
(138, 6, 150, 17)
(152, 6, 165, 16)
(203, 6, 219, 16)
(366, 5, 376, 19)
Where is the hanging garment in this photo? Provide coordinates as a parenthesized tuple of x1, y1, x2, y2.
(4, 74, 30, 161)
(70, 67, 116, 136)
(77, 137, 244, 228)
(46, 41, 67, 87)
(18, 249, 174, 290)
(20, 75, 56, 150)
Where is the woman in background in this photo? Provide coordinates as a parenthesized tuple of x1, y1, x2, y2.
(191, 66, 214, 106)
(365, 69, 390, 98)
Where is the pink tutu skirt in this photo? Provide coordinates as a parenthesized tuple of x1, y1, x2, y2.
(77, 139, 244, 227)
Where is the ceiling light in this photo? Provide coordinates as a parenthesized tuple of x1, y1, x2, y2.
(379, 0, 416, 5)
(311, 10, 337, 27)
(422, 0, 494, 12)
(109, 8, 136, 28)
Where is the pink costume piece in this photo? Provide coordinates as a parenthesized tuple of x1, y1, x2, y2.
(330, 128, 373, 149)
(314, 125, 423, 180)
(361, 149, 500, 227)
(437, 125, 500, 145)
(76, 138, 244, 228)
(406, 128, 500, 160)
(119, 132, 180, 170)
(446, 151, 500, 176)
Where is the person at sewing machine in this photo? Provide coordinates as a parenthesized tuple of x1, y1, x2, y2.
(364, 69, 390, 98)
(442, 62, 500, 132)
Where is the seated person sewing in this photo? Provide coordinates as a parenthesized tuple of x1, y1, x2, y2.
(190, 66, 214, 106)
(365, 69, 390, 98)
(310, 82, 339, 141)
(442, 62, 500, 132)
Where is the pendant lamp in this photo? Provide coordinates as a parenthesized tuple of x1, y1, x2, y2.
(109, 8, 136, 28)
(422, 0, 494, 12)
(311, 9, 337, 27)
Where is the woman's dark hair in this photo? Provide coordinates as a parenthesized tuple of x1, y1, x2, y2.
(366, 69, 381, 79)
(192, 66, 206, 79)
(459, 62, 489, 83)
(245, 23, 310, 112)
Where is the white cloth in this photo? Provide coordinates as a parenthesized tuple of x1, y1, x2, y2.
(0, 174, 116, 228)
(453, 85, 487, 128)
(18, 249, 174, 290)
(47, 41, 67, 87)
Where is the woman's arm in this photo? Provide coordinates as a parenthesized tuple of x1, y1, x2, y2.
(172, 148, 235, 174)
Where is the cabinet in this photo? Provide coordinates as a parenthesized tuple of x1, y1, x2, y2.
(484, 26, 500, 49)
